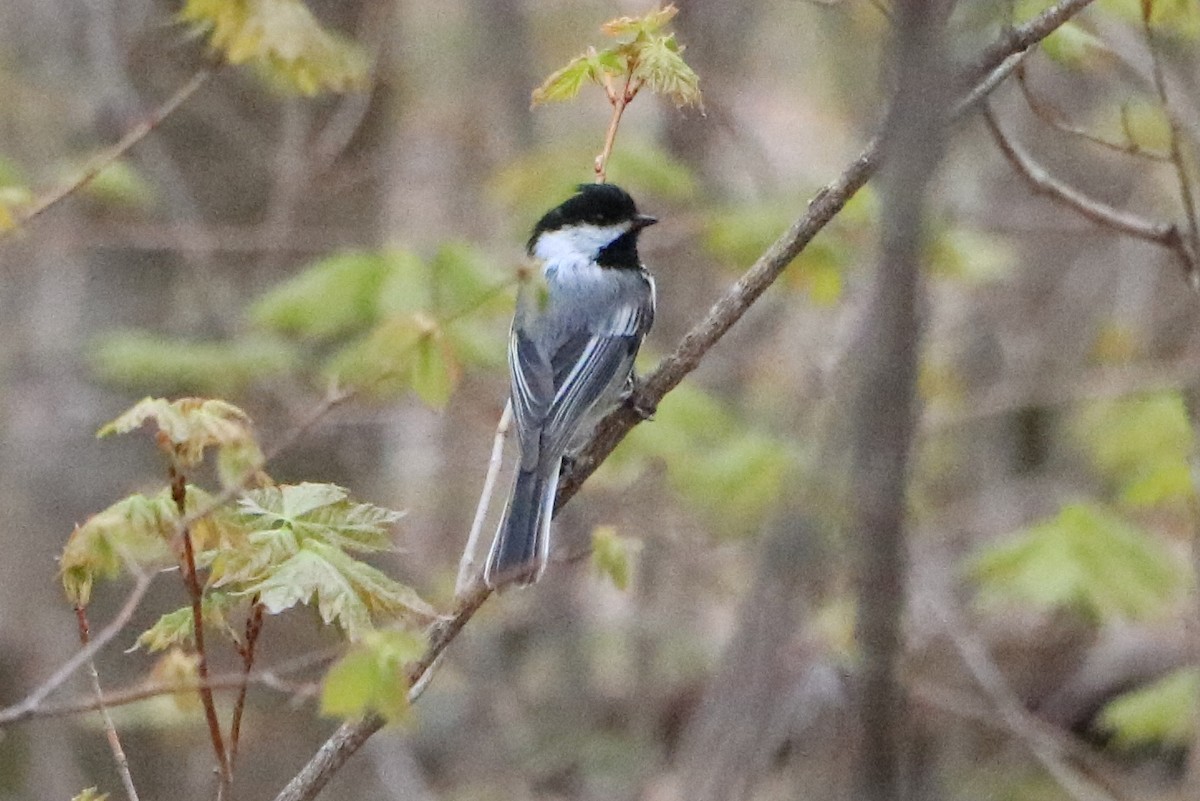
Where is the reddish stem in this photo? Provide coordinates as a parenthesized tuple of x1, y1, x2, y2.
(229, 599, 265, 769)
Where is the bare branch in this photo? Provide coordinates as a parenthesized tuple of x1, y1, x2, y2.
(982, 103, 1193, 271)
(7, 69, 213, 237)
(0, 571, 155, 726)
(76, 604, 141, 801)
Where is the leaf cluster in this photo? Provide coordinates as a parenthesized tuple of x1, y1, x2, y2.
(531, 4, 702, 110)
(181, 0, 369, 95)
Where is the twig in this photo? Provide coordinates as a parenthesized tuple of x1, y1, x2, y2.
(268, 4, 1100, 800)
(76, 604, 141, 801)
(594, 71, 643, 182)
(1141, 5, 1200, 286)
(1015, 63, 1170, 162)
(4, 647, 340, 723)
(8, 69, 213, 236)
(982, 103, 1194, 272)
(0, 571, 155, 726)
(940, 610, 1127, 801)
(229, 599, 265, 770)
(455, 402, 513, 598)
(171, 468, 231, 796)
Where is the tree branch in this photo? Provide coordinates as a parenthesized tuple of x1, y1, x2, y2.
(982, 103, 1194, 272)
(76, 604, 141, 801)
(270, 3, 1100, 799)
(7, 68, 213, 237)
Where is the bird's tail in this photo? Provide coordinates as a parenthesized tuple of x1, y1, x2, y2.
(484, 462, 560, 589)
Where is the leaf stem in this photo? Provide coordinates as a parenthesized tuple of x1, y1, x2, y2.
(171, 467, 232, 796)
(76, 604, 141, 801)
(229, 598, 265, 770)
(594, 71, 641, 183)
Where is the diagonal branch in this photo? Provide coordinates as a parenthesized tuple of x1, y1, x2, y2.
(271, 3, 1100, 800)
(982, 103, 1194, 273)
(7, 68, 213, 237)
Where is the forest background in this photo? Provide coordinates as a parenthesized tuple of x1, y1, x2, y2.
(1, 1, 1200, 801)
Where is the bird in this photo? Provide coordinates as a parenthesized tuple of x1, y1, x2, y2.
(484, 183, 658, 589)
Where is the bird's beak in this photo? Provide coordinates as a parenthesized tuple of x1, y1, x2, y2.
(632, 214, 658, 230)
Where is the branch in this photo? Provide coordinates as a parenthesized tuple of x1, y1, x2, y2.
(271, 3, 1100, 799)
(455, 402, 512, 598)
(8, 69, 212, 236)
(76, 604, 141, 801)
(0, 571, 155, 726)
(982, 103, 1194, 272)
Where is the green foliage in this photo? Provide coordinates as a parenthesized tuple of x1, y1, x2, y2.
(198, 483, 433, 640)
(134, 592, 240, 652)
(72, 788, 109, 801)
(0, 157, 31, 232)
(180, 0, 369, 95)
(91, 332, 299, 396)
(927, 226, 1014, 284)
(1072, 392, 1192, 509)
(59, 491, 179, 605)
(250, 244, 508, 407)
(531, 4, 701, 109)
(971, 502, 1184, 621)
(79, 159, 155, 209)
(591, 526, 638, 590)
(1099, 667, 1197, 748)
(602, 384, 793, 538)
(321, 629, 426, 723)
(99, 396, 263, 476)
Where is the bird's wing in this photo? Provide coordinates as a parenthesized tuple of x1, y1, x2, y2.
(509, 327, 554, 467)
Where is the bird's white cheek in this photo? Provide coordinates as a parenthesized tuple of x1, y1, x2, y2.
(533, 224, 629, 264)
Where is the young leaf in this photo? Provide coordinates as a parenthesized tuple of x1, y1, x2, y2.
(410, 321, 461, 409)
(72, 788, 110, 801)
(150, 648, 203, 711)
(600, 5, 679, 38)
(591, 526, 639, 590)
(238, 482, 403, 552)
(531, 50, 610, 106)
(629, 34, 702, 109)
(321, 629, 427, 723)
(60, 491, 179, 605)
(238, 539, 434, 640)
(180, 0, 369, 95)
(98, 396, 260, 470)
(971, 502, 1184, 621)
(133, 592, 241, 653)
(1099, 667, 1197, 748)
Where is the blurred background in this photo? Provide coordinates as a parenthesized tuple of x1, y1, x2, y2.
(1, 1, 1200, 799)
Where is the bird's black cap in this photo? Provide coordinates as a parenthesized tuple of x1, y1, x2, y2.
(527, 183, 655, 254)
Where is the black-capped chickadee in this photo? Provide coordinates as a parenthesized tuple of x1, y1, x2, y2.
(484, 183, 658, 588)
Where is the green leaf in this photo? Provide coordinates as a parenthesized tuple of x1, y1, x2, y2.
(628, 33, 702, 109)
(927, 226, 1014, 284)
(236, 482, 403, 553)
(98, 396, 259, 469)
(321, 629, 426, 722)
(72, 788, 110, 801)
(1073, 393, 1193, 509)
(239, 539, 434, 639)
(180, 0, 369, 95)
(971, 502, 1184, 621)
(1039, 20, 1111, 68)
(80, 159, 156, 209)
(325, 316, 423, 396)
(600, 5, 679, 38)
(60, 491, 179, 605)
(1099, 668, 1197, 748)
(250, 251, 403, 341)
(91, 332, 298, 396)
(531, 49, 619, 106)
(133, 592, 240, 652)
(591, 526, 638, 590)
(410, 320, 461, 409)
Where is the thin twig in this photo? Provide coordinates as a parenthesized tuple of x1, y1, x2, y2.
(982, 103, 1193, 271)
(268, 4, 1100, 800)
(594, 72, 642, 182)
(0, 571, 155, 726)
(8, 69, 213, 236)
(940, 610, 1128, 801)
(171, 468, 231, 796)
(76, 604, 141, 801)
(455, 402, 513, 598)
(5, 647, 340, 723)
(229, 599, 265, 770)
(1141, 5, 1200, 286)
(1015, 63, 1170, 162)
